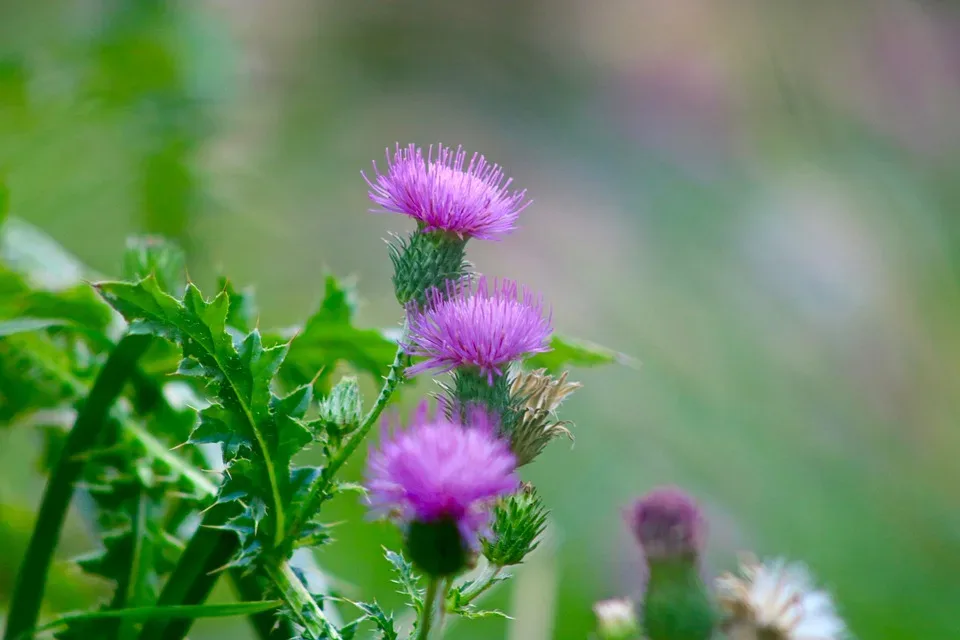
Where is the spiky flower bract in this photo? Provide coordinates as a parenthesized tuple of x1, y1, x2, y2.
(507, 368, 581, 465)
(365, 404, 519, 576)
(404, 276, 553, 384)
(363, 143, 530, 240)
(716, 556, 848, 640)
(629, 486, 705, 562)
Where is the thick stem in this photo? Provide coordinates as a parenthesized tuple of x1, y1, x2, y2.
(4, 334, 152, 640)
(283, 343, 406, 544)
(262, 561, 341, 640)
(450, 565, 504, 609)
(416, 579, 440, 640)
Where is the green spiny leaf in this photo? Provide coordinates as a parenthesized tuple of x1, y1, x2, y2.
(335, 599, 399, 640)
(382, 548, 423, 614)
(0, 264, 112, 336)
(123, 236, 186, 297)
(526, 334, 635, 373)
(96, 277, 311, 557)
(280, 275, 397, 392)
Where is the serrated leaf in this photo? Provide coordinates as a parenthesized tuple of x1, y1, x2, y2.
(0, 332, 87, 424)
(448, 604, 511, 621)
(122, 236, 186, 296)
(526, 334, 636, 373)
(335, 599, 399, 640)
(280, 275, 397, 392)
(382, 548, 423, 613)
(96, 276, 313, 556)
(219, 277, 258, 335)
(0, 264, 112, 336)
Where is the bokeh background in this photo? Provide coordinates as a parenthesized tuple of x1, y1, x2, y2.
(3, 0, 960, 638)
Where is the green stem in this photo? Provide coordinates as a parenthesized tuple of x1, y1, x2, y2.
(262, 561, 341, 640)
(283, 344, 407, 544)
(416, 579, 440, 640)
(436, 578, 451, 635)
(137, 507, 237, 640)
(3, 333, 152, 640)
(449, 565, 503, 609)
(229, 569, 297, 640)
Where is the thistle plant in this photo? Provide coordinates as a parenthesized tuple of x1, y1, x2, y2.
(1, 141, 853, 640)
(0, 143, 617, 639)
(590, 486, 850, 640)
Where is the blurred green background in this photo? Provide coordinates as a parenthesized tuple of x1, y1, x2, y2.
(3, 0, 960, 638)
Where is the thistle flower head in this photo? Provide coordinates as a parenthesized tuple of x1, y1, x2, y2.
(628, 486, 705, 562)
(404, 276, 553, 383)
(363, 143, 530, 240)
(716, 556, 848, 640)
(365, 404, 519, 556)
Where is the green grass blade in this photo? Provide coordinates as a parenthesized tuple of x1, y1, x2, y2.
(30, 601, 283, 638)
(137, 506, 238, 640)
(229, 568, 295, 640)
(3, 333, 152, 640)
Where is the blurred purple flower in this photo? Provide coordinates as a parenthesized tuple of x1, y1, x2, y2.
(628, 486, 705, 562)
(365, 404, 519, 548)
(362, 143, 530, 240)
(403, 276, 553, 382)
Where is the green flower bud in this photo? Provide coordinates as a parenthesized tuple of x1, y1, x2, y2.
(389, 229, 467, 306)
(481, 485, 548, 567)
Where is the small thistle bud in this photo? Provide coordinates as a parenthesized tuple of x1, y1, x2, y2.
(715, 555, 848, 640)
(122, 235, 186, 295)
(628, 487, 714, 640)
(629, 487, 705, 563)
(316, 376, 363, 443)
(481, 484, 548, 567)
(365, 405, 518, 578)
(507, 368, 581, 466)
(593, 599, 641, 640)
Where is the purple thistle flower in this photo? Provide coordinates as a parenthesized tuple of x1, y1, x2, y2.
(404, 276, 553, 382)
(362, 143, 531, 240)
(628, 486, 706, 562)
(366, 404, 519, 550)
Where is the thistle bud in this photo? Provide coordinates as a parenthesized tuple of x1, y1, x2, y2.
(593, 599, 640, 640)
(628, 487, 715, 640)
(316, 376, 362, 444)
(629, 487, 705, 563)
(481, 484, 548, 567)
